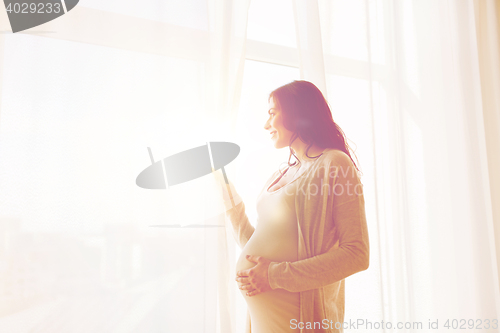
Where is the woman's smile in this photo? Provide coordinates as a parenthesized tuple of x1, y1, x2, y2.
(264, 97, 293, 148)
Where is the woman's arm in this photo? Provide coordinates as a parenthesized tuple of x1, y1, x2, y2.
(213, 172, 255, 249)
(267, 195, 369, 292)
(219, 170, 280, 249)
(225, 198, 255, 249)
(267, 152, 370, 292)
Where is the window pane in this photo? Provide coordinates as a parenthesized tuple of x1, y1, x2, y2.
(319, 0, 369, 62)
(81, 0, 208, 30)
(0, 34, 215, 332)
(247, 0, 297, 48)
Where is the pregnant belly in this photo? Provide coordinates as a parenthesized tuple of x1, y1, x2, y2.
(235, 227, 298, 279)
(235, 228, 300, 332)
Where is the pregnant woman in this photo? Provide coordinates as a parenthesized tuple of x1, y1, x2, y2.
(219, 80, 370, 333)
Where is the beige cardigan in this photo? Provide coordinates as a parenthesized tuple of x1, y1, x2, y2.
(226, 148, 370, 333)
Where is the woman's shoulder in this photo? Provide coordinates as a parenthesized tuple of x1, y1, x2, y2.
(311, 148, 361, 181)
(320, 148, 355, 168)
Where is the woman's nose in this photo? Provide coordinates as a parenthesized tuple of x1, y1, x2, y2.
(263, 119, 270, 131)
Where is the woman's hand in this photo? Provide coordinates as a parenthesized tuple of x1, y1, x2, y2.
(236, 255, 274, 296)
(212, 170, 241, 210)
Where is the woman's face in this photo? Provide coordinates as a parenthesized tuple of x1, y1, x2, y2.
(264, 97, 294, 149)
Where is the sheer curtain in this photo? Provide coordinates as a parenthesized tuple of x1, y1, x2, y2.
(474, 0, 500, 294)
(1, 0, 500, 332)
(354, 0, 495, 329)
(0, 1, 250, 332)
(291, 0, 500, 330)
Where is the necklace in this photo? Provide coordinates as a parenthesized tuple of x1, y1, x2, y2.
(289, 159, 316, 179)
(284, 149, 326, 181)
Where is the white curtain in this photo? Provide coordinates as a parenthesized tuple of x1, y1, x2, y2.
(0, 0, 250, 332)
(1, 0, 499, 332)
(474, 0, 500, 294)
(291, 0, 500, 330)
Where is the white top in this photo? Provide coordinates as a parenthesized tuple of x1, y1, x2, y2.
(234, 169, 301, 332)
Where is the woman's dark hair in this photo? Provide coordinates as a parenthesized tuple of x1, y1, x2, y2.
(269, 80, 361, 176)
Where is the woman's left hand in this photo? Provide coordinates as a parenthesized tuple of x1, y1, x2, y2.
(236, 255, 274, 296)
